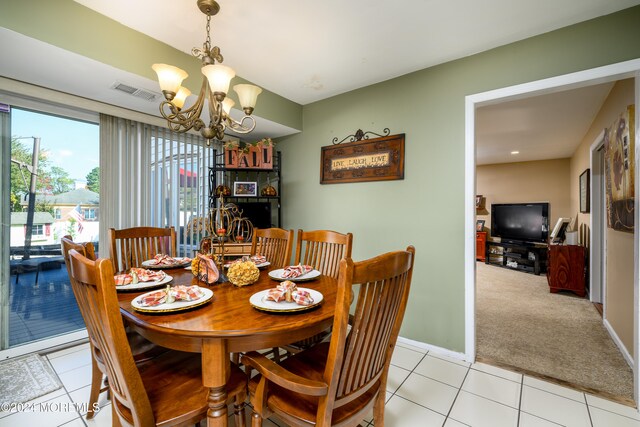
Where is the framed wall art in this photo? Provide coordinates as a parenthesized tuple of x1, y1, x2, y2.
(579, 169, 590, 213)
(320, 131, 405, 184)
(233, 181, 257, 197)
(604, 105, 635, 232)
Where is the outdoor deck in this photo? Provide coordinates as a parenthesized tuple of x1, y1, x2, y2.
(9, 259, 85, 346)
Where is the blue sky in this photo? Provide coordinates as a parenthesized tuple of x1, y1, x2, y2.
(11, 108, 99, 182)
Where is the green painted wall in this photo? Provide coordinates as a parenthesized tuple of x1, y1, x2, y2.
(278, 6, 640, 352)
(0, 0, 302, 130)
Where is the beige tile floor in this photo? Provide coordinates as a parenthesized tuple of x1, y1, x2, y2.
(1, 341, 639, 426)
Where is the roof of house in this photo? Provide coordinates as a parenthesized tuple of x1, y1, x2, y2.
(33, 188, 99, 206)
(11, 212, 55, 225)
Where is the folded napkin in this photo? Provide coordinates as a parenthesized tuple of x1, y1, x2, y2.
(265, 281, 315, 306)
(137, 285, 205, 307)
(114, 268, 166, 286)
(197, 253, 219, 284)
(250, 254, 267, 265)
(146, 254, 191, 266)
(281, 264, 313, 279)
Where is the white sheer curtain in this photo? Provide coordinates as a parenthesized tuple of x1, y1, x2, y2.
(99, 114, 219, 257)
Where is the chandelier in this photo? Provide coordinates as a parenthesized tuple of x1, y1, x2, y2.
(152, 0, 262, 145)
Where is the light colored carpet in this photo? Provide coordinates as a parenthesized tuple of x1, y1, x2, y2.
(476, 262, 634, 400)
(0, 354, 62, 405)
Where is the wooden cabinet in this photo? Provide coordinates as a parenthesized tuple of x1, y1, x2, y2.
(211, 242, 252, 257)
(476, 232, 487, 261)
(547, 245, 586, 297)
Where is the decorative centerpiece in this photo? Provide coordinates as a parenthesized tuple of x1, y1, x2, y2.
(208, 194, 235, 283)
(227, 257, 260, 287)
(191, 254, 213, 277)
(230, 215, 254, 243)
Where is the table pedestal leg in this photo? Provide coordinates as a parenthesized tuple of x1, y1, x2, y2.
(203, 339, 230, 427)
(207, 385, 228, 424)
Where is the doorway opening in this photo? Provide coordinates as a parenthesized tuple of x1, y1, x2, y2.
(465, 59, 640, 403)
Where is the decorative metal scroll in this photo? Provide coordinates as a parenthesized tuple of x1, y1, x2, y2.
(332, 128, 391, 145)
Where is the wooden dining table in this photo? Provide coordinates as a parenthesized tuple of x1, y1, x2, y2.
(118, 266, 337, 427)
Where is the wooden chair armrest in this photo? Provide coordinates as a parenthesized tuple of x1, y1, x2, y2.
(241, 351, 328, 397)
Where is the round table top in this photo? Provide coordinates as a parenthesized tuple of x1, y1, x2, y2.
(117, 266, 337, 351)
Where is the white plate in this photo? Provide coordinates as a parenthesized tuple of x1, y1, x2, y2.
(141, 257, 191, 269)
(131, 287, 214, 313)
(268, 268, 321, 282)
(116, 274, 172, 292)
(249, 288, 323, 312)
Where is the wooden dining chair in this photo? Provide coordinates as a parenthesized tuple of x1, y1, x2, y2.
(61, 236, 169, 420)
(108, 226, 177, 272)
(67, 249, 247, 427)
(294, 230, 353, 279)
(277, 230, 353, 357)
(242, 246, 415, 427)
(250, 228, 294, 268)
(60, 236, 102, 419)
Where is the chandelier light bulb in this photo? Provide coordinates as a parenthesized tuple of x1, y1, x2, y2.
(173, 86, 192, 110)
(222, 97, 235, 115)
(233, 84, 262, 114)
(152, 64, 188, 98)
(202, 64, 236, 94)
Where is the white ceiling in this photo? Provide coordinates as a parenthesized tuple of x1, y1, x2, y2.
(476, 82, 615, 165)
(74, 0, 640, 105)
(1, 1, 638, 159)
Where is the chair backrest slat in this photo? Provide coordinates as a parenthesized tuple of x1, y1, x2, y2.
(250, 228, 294, 268)
(294, 230, 353, 279)
(109, 227, 177, 272)
(320, 246, 415, 422)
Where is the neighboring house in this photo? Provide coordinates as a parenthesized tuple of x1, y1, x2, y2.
(21, 188, 100, 242)
(10, 212, 55, 246)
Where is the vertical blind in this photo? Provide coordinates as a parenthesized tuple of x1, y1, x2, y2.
(100, 114, 219, 258)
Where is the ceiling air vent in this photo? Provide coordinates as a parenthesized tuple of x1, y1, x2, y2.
(111, 82, 159, 102)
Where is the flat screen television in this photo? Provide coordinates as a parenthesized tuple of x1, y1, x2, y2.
(490, 202, 549, 244)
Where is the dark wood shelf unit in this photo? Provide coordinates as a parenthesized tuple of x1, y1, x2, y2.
(208, 150, 282, 228)
(485, 240, 548, 275)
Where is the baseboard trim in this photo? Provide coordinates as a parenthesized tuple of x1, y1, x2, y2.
(603, 318, 634, 369)
(397, 336, 469, 363)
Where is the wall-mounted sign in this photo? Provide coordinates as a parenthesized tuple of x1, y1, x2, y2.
(320, 133, 405, 184)
(224, 139, 274, 170)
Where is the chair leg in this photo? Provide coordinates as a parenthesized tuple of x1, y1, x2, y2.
(233, 394, 246, 427)
(86, 355, 102, 419)
(251, 411, 263, 427)
(373, 390, 385, 427)
(271, 347, 281, 363)
(112, 402, 123, 427)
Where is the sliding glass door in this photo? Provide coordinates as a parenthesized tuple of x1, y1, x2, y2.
(1, 103, 99, 355)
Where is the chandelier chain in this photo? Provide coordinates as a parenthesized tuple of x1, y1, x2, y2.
(205, 15, 212, 53)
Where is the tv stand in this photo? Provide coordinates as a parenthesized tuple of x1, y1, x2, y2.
(485, 240, 547, 275)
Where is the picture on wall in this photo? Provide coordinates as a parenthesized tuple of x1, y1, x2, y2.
(579, 169, 590, 213)
(604, 104, 635, 232)
(233, 181, 257, 197)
